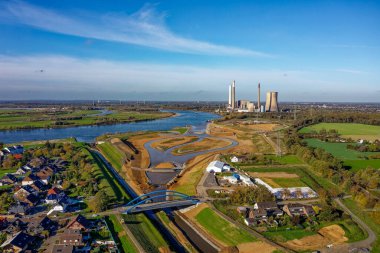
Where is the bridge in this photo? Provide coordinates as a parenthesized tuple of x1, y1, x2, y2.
(124, 190, 200, 214)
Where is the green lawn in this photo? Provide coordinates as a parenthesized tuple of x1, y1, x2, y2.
(342, 198, 380, 252)
(106, 215, 138, 253)
(305, 139, 380, 160)
(337, 220, 367, 243)
(88, 149, 130, 203)
(0, 169, 16, 177)
(195, 208, 256, 246)
(97, 142, 125, 171)
(271, 177, 307, 187)
(299, 123, 380, 136)
(265, 154, 304, 164)
(123, 213, 168, 253)
(172, 127, 188, 134)
(263, 228, 316, 242)
(305, 139, 380, 171)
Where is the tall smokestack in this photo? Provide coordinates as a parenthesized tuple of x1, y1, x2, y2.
(257, 82, 261, 111)
(228, 84, 232, 107)
(232, 80, 236, 109)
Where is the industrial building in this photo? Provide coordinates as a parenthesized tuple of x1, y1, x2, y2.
(206, 161, 231, 173)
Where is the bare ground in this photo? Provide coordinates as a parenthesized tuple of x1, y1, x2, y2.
(237, 241, 278, 253)
(248, 172, 299, 178)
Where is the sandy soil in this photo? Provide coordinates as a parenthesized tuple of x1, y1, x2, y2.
(260, 178, 281, 188)
(241, 123, 279, 132)
(237, 241, 278, 253)
(128, 132, 162, 168)
(155, 162, 176, 169)
(151, 136, 199, 151)
(183, 203, 209, 219)
(248, 172, 299, 178)
(172, 137, 231, 155)
(170, 153, 219, 195)
(285, 225, 348, 251)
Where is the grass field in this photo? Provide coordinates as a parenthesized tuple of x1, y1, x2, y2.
(106, 215, 138, 253)
(195, 207, 256, 246)
(265, 155, 303, 164)
(299, 123, 380, 141)
(342, 198, 380, 251)
(305, 139, 380, 171)
(0, 169, 16, 177)
(263, 228, 316, 242)
(172, 137, 230, 155)
(0, 108, 171, 130)
(98, 142, 125, 171)
(123, 214, 168, 253)
(88, 149, 130, 203)
(270, 177, 307, 187)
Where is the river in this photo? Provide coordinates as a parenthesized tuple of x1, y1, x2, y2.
(0, 110, 219, 144)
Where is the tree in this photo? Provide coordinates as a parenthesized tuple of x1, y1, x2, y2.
(89, 190, 109, 213)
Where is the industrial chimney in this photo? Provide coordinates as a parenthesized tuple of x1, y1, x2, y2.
(257, 83, 261, 111)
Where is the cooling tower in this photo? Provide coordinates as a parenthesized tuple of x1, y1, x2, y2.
(265, 91, 279, 112)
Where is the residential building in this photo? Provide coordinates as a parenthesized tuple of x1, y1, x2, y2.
(206, 160, 231, 173)
(66, 215, 92, 231)
(283, 203, 316, 217)
(0, 231, 34, 253)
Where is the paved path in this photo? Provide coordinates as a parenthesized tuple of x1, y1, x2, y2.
(318, 198, 376, 253)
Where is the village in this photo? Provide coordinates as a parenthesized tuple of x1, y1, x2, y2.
(0, 144, 118, 252)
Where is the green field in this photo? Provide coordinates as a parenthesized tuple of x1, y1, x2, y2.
(342, 198, 380, 251)
(265, 155, 304, 164)
(0, 169, 16, 177)
(299, 123, 380, 135)
(88, 149, 129, 203)
(270, 177, 307, 187)
(195, 208, 256, 246)
(97, 142, 125, 171)
(0, 109, 171, 130)
(123, 214, 168, 253)
(305, 139, 380, 171)
(263, 228, 316, 242)
(106, 215, 138, 253)
(305, 139, 380, 160)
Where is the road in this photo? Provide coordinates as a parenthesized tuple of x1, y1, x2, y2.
(318, 198, 376, 253)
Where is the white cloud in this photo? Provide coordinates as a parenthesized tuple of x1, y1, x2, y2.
(335, 68, 368, 74)
(0, 1, 271, 57)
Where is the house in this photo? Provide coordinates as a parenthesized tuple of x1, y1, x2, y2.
(8, 203, 30, 215)
(0, 174, 18, 185)
(30, 180, 46, 192)
(15, 167, 28, 175)
(66, 215, 92, 231)
(13, 190, 38, 207)
(57, 229, 84, 246)
(254, 201, 278, 210)
(4, 145, 24, 155)
(27, 216, 57, 236)
(230, 156, 241, 163)
(22, 174, 40, 186)
(283, 203, 316, 217)
(36, 168, 53, 184)
(0, 217, 8, 230)
(46, 189, 66, 205)
(4, 219, 27, 235)
(206, 161, 231, 173)
(239, 174, 254, 186)
(51, 245, 75, 253)
(223, 175, 239, 184)
(0, 231, 34, 253)
(21, 185, 39, 196)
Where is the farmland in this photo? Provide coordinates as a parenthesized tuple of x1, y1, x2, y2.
(305, 139, 380, 171)
(195, 207, 256, 246)
(299, 123, 380, 141)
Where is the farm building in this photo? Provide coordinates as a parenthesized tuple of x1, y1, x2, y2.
(206, 161, 231, 173)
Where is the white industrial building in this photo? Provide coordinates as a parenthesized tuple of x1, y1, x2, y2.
(206, 161, 231, 173)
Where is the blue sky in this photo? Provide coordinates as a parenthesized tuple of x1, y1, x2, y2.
(0, 0, 379, 102)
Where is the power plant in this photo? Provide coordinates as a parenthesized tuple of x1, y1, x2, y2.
(226, 81, 279, 113)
